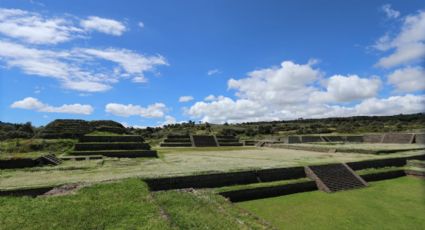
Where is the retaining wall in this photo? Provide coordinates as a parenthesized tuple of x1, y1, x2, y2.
(300, 136, 324, 143)
(145, 166, 306, 191)
(74, 143, 151, 151)
(360, 170, 406, 182)
(0, 186, 54, 197)
(414, 134, 425, 144)
(345, 136, 363, 142)
(347, 154, 425, 170)
(382, 133, 414, 144)
(71, 150, 158, 158)
(79, 135, 143, 143)
(0, 158, 37, 169)
(362, 134, 383, 143)
(219, 181, 317, 202)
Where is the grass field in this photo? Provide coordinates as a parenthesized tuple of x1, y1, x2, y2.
(1, 146, 424, 190)
(238, 177, 425, 230)
(0, 179, 269, 230)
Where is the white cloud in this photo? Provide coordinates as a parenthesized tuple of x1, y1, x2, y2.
(179, 96, 194, 102)
(11, 97, 93, 115)
(0, 8, 83, 44)
(227, 60, 322, 105)
(80, 16, 126, 36)
(388, 66, 425, 92)
(207, 69, 220, 76)
(105, 102, 168, 118)
(187, 60, 425, 123)
(353, 94, 425, 116)
(381, 4, 400, 19)
(161, 115, 177, 126)
(0, 40, 167, 92)
(375, 10, 425, 68)
(310, 75, 381, 103)
(138, 21, 144, 28)
(80, 48, 167, 74)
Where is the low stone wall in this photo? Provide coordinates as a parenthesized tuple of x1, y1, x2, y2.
(323, 136, 345, 142)
(345, 136, 363, 142)
(256, 167, 306, 182)
(146, 171, 259, 191)
(382, 133, 414, 144)
(0, 186, 55, 197)
(0, 158, 37, 169)
(145, 166, 307, 191)
(347, 154, 425, 170)
(300, 136, 324, 143)
(360, 170, 406, 182)
(363, 134, 383, 143)
(219, 181, 317, 202)
(71, 150, 158, 158)
(287, 136, 301, 144)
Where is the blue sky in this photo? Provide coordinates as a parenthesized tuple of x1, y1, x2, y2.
(0, 0, 424, 127)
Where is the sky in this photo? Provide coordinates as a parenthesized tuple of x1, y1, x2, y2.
(0, 0, 424, 127)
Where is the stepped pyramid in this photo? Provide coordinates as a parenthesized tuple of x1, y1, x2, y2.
(71, 135, 158, 158)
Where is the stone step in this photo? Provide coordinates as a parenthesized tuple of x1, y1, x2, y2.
(160, 142, 193, 147)
(71, 150, 158, 158)
(218, 142, 244, 146)
(74, 142, 150, 151)
(79, 135, 143, 143)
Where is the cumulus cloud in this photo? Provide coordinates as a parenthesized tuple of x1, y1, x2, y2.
(187, 60, 425, 123)
(80, 16, 126, 36)
(11, 97, 93, 114)
(138, 21, 144, 28)
(105, 102, 167, 118)
(388, 66, 425, 92)
(179, 96, 194, 102)
(381, 4, 400, 19)
(310, 75, 381, 103)
(227, 60, 321, 105)
(375, 10, 425, 68)
(0, 8, 83, 44)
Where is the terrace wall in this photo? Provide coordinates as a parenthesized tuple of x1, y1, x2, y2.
(382, 133, 414, 144)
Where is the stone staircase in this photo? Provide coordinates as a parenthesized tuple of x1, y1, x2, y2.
(71, 135, 158, 158)
(36, 154, 62, 165)
(216, 136, 243, 146)
(305, 163, 367, 192)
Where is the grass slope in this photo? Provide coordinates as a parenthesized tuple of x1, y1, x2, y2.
(0, 179, 269, 230)
(238, 177, 425, 229)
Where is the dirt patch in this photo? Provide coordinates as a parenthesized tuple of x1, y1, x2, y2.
(41, 183, 87, 197)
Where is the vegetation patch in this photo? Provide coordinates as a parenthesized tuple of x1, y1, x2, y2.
(0, 179, 269, 229)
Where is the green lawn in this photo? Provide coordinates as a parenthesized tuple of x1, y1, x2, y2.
(238, 177, 425, 230)
(0, 179, 269, 230)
